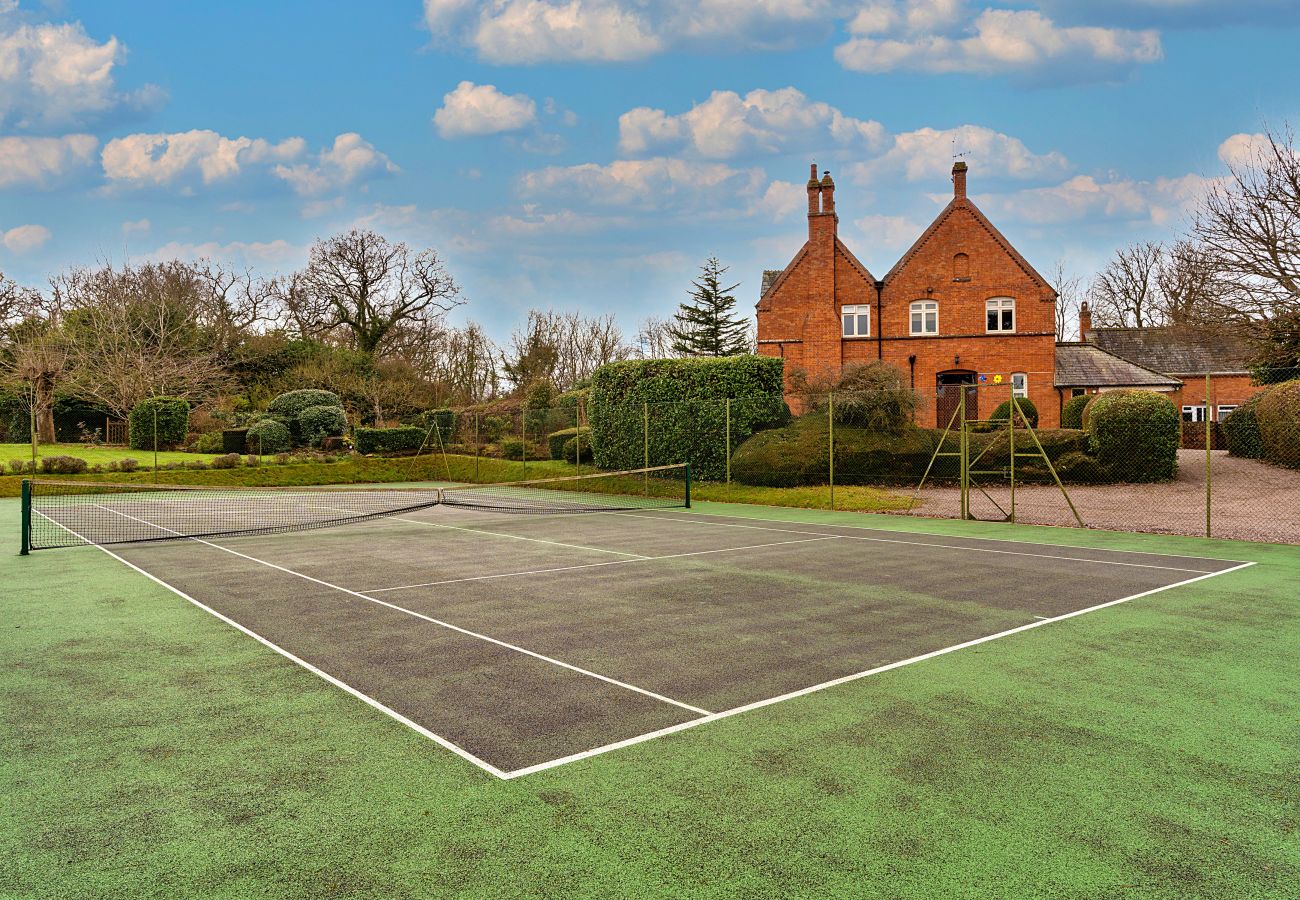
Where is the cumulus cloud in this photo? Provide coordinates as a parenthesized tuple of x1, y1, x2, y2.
(146, 239, 305, 268)
(434, 81, 538, 138)
(852, 214, 928, 251)
(518, 157, 769, 211)
(849, 124, 1069, 183)
(272, 133, 399, 196)
(976, 172, 1219, 226)
(0, 15, 164, 130)
(3, 224, 52, 254)
(835, 1, 1162, 81)
(121, 218, 150, 235)
(1215, 131, 1300, 170)
(619, 87, 885, 158)
(0, 134, 97, 188)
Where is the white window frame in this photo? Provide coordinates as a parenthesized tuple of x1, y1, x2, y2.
(1011, 372, 1028, 399)
(842, 304, 871, 338)
(985, 297, 1016, 333)
(1215, 405, 1237, 422)
(909, 300, 938, 335)
(1182, 405, 1207, 423)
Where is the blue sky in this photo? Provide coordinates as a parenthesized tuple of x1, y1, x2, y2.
(1, 0, 1297, 342)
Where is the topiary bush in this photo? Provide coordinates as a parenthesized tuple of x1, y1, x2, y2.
(299, 404, 347, 448)
(1061, 395, 1091, 429)
(268, 389, 343, 420)
(354, 426, 426, 455)
(1255, 379, 1300, 468)
(246, 419, 292, 455)
(128, 397, 190, 451)
(589, 355, 787, 481)
(1085, 390, 1180, 482)
(562, 435, 594, 464)
(547, 426, 591, 460)
(1223, 391, 1268, 459)
(989, 397, 1039, 429)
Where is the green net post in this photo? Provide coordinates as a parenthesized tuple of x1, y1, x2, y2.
(684, 463, 691, 509)
(20, 479, 31, 555)
(724, 398, 731, 485)
(828, 391, 835, 512)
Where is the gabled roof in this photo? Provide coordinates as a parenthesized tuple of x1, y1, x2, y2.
(757, 238, 876, 308)
(883, 197, 1054, 293)
(1085, 326, 1254, 376)
(760, 269, 783, 297)
(1054, 343, 1183, 388)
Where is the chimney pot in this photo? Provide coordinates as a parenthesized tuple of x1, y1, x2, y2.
(1079, 300, 1092, 342)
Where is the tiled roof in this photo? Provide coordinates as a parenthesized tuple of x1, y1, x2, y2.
(1086, 326, 1254, 375)
(1054, 344, 1183, 388)
(760, 269, 783, 297)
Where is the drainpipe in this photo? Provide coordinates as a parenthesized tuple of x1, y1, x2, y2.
(908, 355, 916, 390)
(875, 280, 884, 360)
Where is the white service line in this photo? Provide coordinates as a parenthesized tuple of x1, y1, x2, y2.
(364, 535, 842, 594)
(614, 512, 1228, 574)
(97, 506, 712, 717)
(499, 559, 1257, 779)
(384, 515, 651, 558)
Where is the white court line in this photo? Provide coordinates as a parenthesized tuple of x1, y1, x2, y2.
(376, 514, 651, 559)
(499, 560, 1257, 779)
(96, 506, 712, 717)
(364, 535, 841, 594)
(30, 509, 509, 780)
(613, 512, 1231, 574)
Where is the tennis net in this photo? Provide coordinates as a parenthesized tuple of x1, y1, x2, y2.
(21, 464, 689, 552)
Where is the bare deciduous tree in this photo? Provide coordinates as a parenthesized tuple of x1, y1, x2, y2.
(1154, 238, 1241, 327)
(501, 310, 632, 391)
(633, 316, 680, 359)
(1089, 241, 1166, 328)
(1, 333, 67, 443)
(1050, 260, 1084, 341)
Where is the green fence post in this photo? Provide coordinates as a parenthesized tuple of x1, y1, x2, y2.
(828, 391, 835, 512)
(1009, 394, 1017, 523)
(20, 479, 31, 556)
(474, 411, 480, 481)
(1205, 373, 1212, 538)
(725, 397, 731, 485)
(29, 398, 37, 473)
(684, 463, 691, 509)
(642, 401, 649, 471)
(520, 407, 527, 472)
(959, 388, 968, 519)
(153, 403, 159, 483)
(575, 401, 583, 474)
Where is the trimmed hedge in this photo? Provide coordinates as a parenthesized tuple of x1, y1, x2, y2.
(354, 426, 426, 456)
(589, 355, 788, 481)
(547, 426, 591, 460)
(1223, 391, 1268, 459)
(989, 397, 1038, 428)
(1255, 379, 1300, 468)
(562, 436, 594, 464)
(128, 397, 190, 451)
(1086, 390, 1180, 482)
(268, 389, 343, 420)
(501, 438, 527, 461)
(299, 404, 347, 448)
(246, 419, 292, 455)
(1061, 395, 1091, 430)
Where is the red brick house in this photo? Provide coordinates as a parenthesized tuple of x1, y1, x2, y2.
(757, 162, 1061, 426)
(755, 162, 1260, 430)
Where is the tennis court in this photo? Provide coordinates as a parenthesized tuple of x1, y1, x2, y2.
(24, 472, 1251, 779)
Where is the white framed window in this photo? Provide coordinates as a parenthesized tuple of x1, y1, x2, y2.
(909, 300, 938, 335)
(1011, 372, 1028, 398)
(986, 297, 1015, 333)
(1216, 405, 1237, 422)
(842, 304, 870, 338)
(1182, 405, 1207, 423)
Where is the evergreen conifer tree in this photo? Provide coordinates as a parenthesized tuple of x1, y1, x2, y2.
(667, 257, 750, 357)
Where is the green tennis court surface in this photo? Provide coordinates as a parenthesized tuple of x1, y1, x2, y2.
(27, 490, 1251, 777)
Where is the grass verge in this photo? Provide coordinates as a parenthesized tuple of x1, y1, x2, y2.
(0, 442, 224, 468)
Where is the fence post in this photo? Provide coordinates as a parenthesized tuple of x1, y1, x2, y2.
(725, 397, 731, 485)
(520, 407, 527, 471)
(20, 478, 31, 556)
(828, 391, 835, 512)
(29, 398, 36, 473)
(1009, 394, 1017, 523)
(643, 401, 649, 471)
(153, 404, 159, 483)
(1205, 373, 1212, 539)
(959, 387, 968, 519)
(575, 402, 582, 474)
(474, 411, 480, 481)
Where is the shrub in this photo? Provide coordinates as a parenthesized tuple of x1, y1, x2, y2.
(1061, 395, 1091, 429)
(547, 426, 591, 460)
(210, 453, 242, 469)
(553, 387, 589, 411)
(354, 426, 426, 455)
(1086, 390, 1180, 482)
(824, 361, 919, 432)
(118, 458, 140, 473)
(191, 432, 224, 453)
(1053, 451, 1109, 484)
(244, 454, 258, 467)
(561, 436, 594, 464)
(1255, 379, 1300, 468)
(267, 389, 343, 420)
(246, 419, 292, 455)
(989, 397, 1039, 429)
(39, 455, 89, 475)
(299, 404, 348, 448)
(1223, 391, 1268, 459)
(500, 438, 527, 461)
(1080, 389, 1142, 431)
(481, 415, 510, 443)
(128, 397, 190, 451)
(8, 459, 28, 474)
(589, 355, 787, 480)
(417, 408, 456, 442)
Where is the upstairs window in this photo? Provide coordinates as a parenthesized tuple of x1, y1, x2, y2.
(910, 300, 938, 335)
(842, 305, 870, 338)
(1011, 372, 1028, 398)
(986, 297, 1015, 333)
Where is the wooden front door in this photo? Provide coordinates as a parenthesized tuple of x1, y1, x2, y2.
(936, 372, 978, 427)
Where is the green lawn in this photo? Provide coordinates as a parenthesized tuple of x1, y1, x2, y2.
(0, 442, 224, 468)
(1, 497, 1295, 896)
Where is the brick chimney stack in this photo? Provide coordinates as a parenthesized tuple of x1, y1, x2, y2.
(952, 160, 968, 199)
(820, 170, 835, 213)
(1079, 300, 1092, 342)
(807, 165, 837, 240)
(807, 162, 820, 216)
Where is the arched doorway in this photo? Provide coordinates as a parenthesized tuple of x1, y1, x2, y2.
(936, 370, 978, 427)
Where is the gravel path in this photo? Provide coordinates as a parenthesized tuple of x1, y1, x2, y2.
(908, 450, 1300, 544)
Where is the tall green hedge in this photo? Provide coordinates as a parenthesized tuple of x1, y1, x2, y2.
(547, 426, 591, 460)
(1061, 395, 1091, 429)
(588, 355, 787, 481)
(128, 397, 190, 451)
(1085, 390, 1180, 482)
(355, 426, 426, 455)
(268, 389, 343, 445)
(1223, 391, 1268, 459)
(1255, 379, 1300, 468)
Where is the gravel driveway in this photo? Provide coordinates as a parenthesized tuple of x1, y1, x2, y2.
(907, 450, 1300, 544)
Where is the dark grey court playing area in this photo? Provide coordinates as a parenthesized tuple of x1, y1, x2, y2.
(73, 505, 1247, 778)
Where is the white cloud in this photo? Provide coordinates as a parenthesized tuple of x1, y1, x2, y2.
(977, 172, 1219, 226)
(272, 133, 399, 196)
(2, 224, 51, 254)
(0, 17, 163, 130)
(851, 214, 927, 251)
(619, 87, 885, 159)
(102, 130, 304, 188)
(835, 1, 1162, 80)
(461, 0, 661, 63)
(518, 157, 769, 212)
(434, 81, 539, 138)
(0, 134, 97, 187)
(121, 218, 150, 235)
(850, 124, 1070, 183)
(146, 239, 305, 269)
(750, 180, 806, 221)
(1215, 131, 1300, 170)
